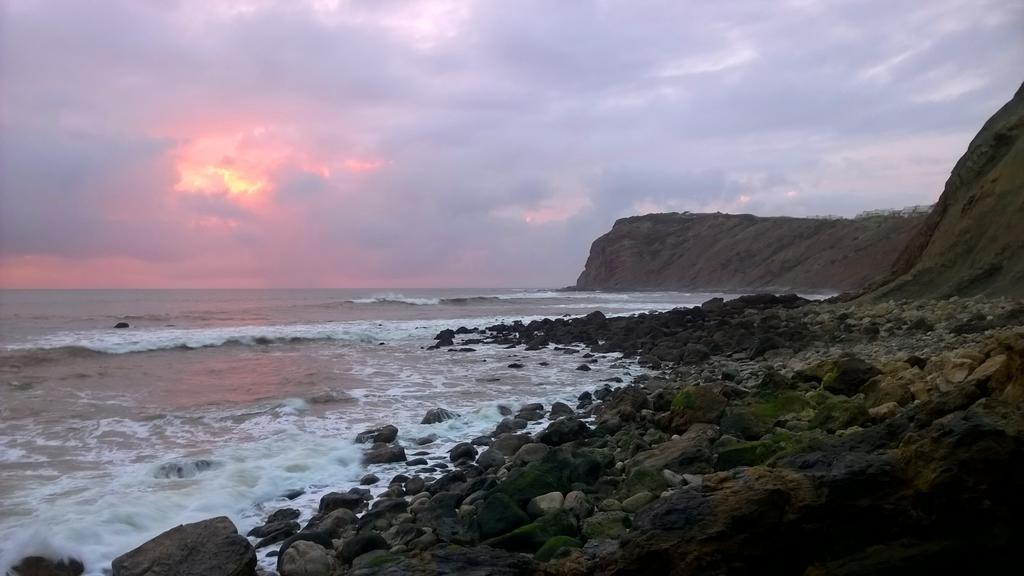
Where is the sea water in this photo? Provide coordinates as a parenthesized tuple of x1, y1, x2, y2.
(0, 288, 723, 574)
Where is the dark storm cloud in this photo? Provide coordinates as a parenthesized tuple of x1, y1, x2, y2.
(1, 0, 1022, 287)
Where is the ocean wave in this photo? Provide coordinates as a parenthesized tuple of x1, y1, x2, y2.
(2, 323, 392, 356)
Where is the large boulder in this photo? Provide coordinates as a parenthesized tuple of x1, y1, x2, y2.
(363, 444, 407, 465)
(8, 557, 84, 576)
(536, 417, 590, 446)
(477, 493, 531, 540)
(111, 516, 256, 576)
(355, 424, 398, 444)
(279, 540, 333, 576)
(421, 408, 459, 424)
(626, 423, 720, 474)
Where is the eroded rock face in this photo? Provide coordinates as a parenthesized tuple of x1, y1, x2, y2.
(575, 211, 925, 292)
(867, 81, 1024, 299)
(111, 516, 256, 576)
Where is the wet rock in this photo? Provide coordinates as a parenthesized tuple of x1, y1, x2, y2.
(405, 458, 428, 467)
(251, 520, 300, 548)
(483, 510, 577, 553)
(339, 533, 388, 564)
(563, 491, 593, 521)
(492, 433, 533, 457)
(471, 435, 493, 447)
(494, 418, 529, 434)
(476, 448, 506, 470)
(449, 442, 478, 463)
(363, 445, 406, 465)
(512, 443, 550, 466)
(8, 557, 84, 576)
(621, 491, 656, 513)
(421, 408, 459, 425)
(318, 492, 364, 514)
(477, 493, 531, 540)
(626, 423, 719, 474)
(414, 434, 438, 446)
(279, 540, 333, 576)
(111, 516, 255, 576)
(508, 363, 525, 369)
(359, 474, 380, 486)
(549, 401, 574, 419)
(817, 356, 882, 396)
(114, 322, 130, 329)
(354, 424, 398, 444)
(576, 364, 592, 372)
(536, 417, 590, 446)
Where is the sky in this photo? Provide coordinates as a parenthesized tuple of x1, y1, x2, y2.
(1, 0, 1022, 288)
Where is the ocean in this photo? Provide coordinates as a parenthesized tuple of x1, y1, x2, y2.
(0, 288, 724, 574)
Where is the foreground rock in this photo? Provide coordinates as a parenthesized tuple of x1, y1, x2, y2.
(111, 516, 255, 576)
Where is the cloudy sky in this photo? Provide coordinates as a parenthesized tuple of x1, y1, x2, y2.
(1, 0, 1022, 288)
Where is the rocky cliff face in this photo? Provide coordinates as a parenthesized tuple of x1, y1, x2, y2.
(865, 82, 1024, 300)
(575, 212, 925, 292)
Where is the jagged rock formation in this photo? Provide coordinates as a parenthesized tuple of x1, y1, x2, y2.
(575, 212, 925, 292)
(866, 81, 1024, 299)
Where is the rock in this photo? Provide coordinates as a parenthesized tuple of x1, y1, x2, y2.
(363, 444, 406, 465)
(494, 418, 529, 434)
(476, 448, 506, 470)
(405, 457, 428, 466)
(534, 536, 583, 562)
(819, 356, 882, 396)
(626, 423, 719, 474)
(526, 491, 565, 517)
(339, 533, 388, 564)
(405, 476, 426, 496)
(664, 386, 728, 432)
(414, 434, 438, 446)
(576, 364, 592, 372)
(114, 322, 130, 329)
(483, 510, 577, 553)
(252, 521, 299, 548)
(582, 511, 630, 539)
(415, 492, 472, 544)
(621, 491, 656, 513)
(492, 433, 533, 456)
(477, 493, 531, 540)
(508, 362, 525, 369)
(682, 343, 710, 364)
(449, 442, 478, 462)
(701, 297, 725, 312)
(8, 557, 84, 576)
(359, 474, 380, 485)
(536, 417, 590, 446)
(111, 516, 255, 576)
(868, 401, 902, 420)
(563, 491, 593, 521)
(470, 435, 493, 447)
(354, 424, 398, 444)
(421, 408, 459, 425)
(512, 443, 550, 465)
(549, 401, 574, 419)
(318, 492, 363, 514)
(279, 541, 333, 576)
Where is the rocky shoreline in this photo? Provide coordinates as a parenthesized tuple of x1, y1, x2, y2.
(13, 294, 1024, 576)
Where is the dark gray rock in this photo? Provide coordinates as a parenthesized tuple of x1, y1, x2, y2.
(111, 516, 255, 576)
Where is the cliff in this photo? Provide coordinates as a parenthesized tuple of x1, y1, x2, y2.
(574, 212, 925, 292)
(864, 81, 1024, 299)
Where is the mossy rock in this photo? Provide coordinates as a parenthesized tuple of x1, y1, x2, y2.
(482, 510, 577, 553)
(720, 391, 811, 440)
(534, 536, 583, 562)
(581, 511, 630, 540)
(477, 493, 530, 540)
(621, 467, 668, 497)
(716, 430, 829, 470)
(496, 450, 602, 507)
(807, 391, 870, 433)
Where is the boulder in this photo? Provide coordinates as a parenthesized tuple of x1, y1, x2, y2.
(8, 557, 84, 576)
(113, 322, 130, 329)
(512, 443, 550, 466)
(621, 491, 656, 513)
(549, 401, 574, 419)
(354, 424, 398, 444)
(477, 493, 531, 540)
(536, 417, 590, 446)
(626, 423, 720, 474)
(421, 408, 459, 425)
(339, 533, 388, 564)
(450, 442, 478, 462)
(582, 511, 630, 540)
(476, 448, 506, 470)
(819, 356, 882, 396)
(362, 444, 406, 465)
(492, 433, 533, 457)
(318, 491, 363, 514)
(111, 516, 255, 576)
(279, 540, 333, 576)
(526, 492, 565, 517)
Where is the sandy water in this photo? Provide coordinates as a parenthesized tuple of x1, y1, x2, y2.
(0, 288, 723, 574)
